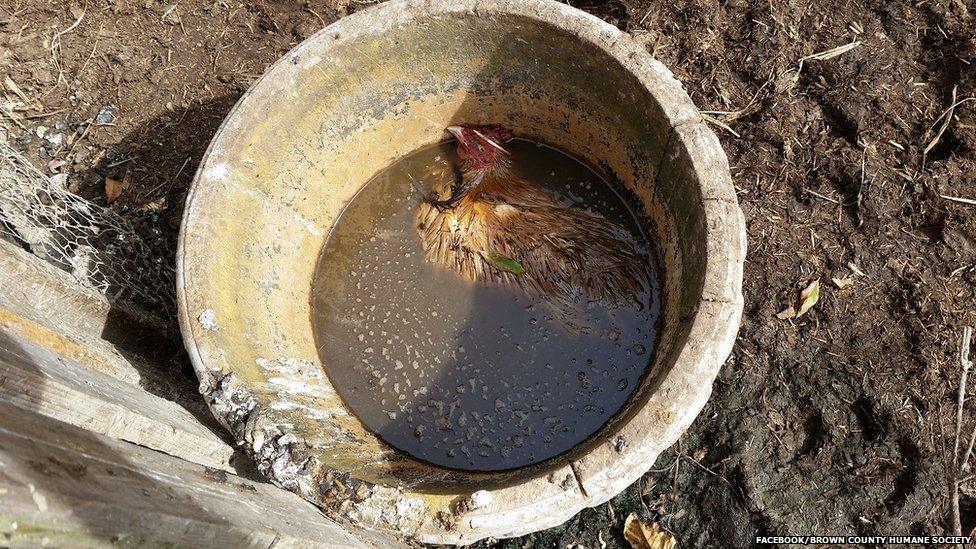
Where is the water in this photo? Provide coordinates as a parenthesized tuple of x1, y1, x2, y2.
(311, 139, 662, 471)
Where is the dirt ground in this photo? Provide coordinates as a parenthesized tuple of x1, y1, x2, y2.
(2, 0, 975, 547)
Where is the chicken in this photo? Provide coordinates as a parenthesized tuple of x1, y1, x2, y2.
(415, 125, 650, 325)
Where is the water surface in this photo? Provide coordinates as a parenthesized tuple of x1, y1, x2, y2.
(311, 139, 661, 471)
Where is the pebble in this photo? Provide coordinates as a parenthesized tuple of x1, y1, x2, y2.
(44, 131, 64, 147)
(95, 105, 118, 125)
(49, 173, 69, 188)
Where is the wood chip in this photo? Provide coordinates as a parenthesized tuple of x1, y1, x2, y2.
(832, 277, 854, 289)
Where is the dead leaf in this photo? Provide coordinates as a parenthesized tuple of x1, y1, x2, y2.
(796, 279, 820, 317)
(104, 177, 124, 204)
(624, 514, 677, 549)
(776, 306, 796, 320)
(831, 276, 853, 289)
(136, 196, 166, 213)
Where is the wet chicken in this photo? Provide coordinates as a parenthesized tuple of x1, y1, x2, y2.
(416, 125, 650, 325)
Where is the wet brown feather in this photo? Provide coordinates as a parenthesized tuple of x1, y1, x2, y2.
(416, 149, 649, 322)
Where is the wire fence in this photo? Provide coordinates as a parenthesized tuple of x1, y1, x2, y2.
(0, 139, 176, 318)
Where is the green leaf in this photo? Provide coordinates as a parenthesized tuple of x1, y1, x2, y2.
(480, 251, 526, 275)
(796, 279, 820, 317)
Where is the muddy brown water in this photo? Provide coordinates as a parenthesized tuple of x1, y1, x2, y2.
(311, 139, 662, 471)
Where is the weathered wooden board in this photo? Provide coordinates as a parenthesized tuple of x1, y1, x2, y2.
(0, 400, 367, 548)
(0, 240, 238, 471)
(0, 240, 180, 373)
(0, 328, 237, 472)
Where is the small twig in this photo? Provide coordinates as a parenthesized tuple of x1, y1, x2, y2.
(0, 106, 27, 130)
(951, 326, 974, 538)
(638, 7, 653, 26)
(942, 195, 976, 207)
(953, 327, 973, 469)
(793, 41, 862, 82)
(925, 86, 958, 161)
(801, 40, 863, 62)
(958, 327, 975, 468)
(106, 156, 136, 169)
(805, 189, 844, 205)
(49, 4, 86, 87)
(305, 6, 326, 27)
(950, 263, 976, 279)
(857, 147, 867, 227)
(76, 24, 102, 78)
(701, 113, 740, 138)
(922, 89, 976, 166)
(65, 117, 94, 155)
(23, 108, 67, 120)
(52, 6, 85, 41)
(171, 156, 191, 184)
(3, 75, 40, 110)
(701, 77, 774, 124)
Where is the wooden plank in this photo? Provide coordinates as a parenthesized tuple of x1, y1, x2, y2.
(0, 400, 367, 548)
(0, 239, 240, 471)
(0, 324, 237, 472)
(0, 239, 180, 369)
(0, 240, 191, 410)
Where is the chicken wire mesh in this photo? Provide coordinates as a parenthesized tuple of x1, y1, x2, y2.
(0, 139, 175, 317)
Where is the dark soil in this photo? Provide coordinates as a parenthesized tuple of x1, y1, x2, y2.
(2, 0, 974, 547)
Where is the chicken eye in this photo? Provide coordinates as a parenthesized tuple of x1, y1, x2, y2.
(474, 143, 485, 152)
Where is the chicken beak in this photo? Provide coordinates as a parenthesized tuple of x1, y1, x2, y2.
(446, 126, 464, 140)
